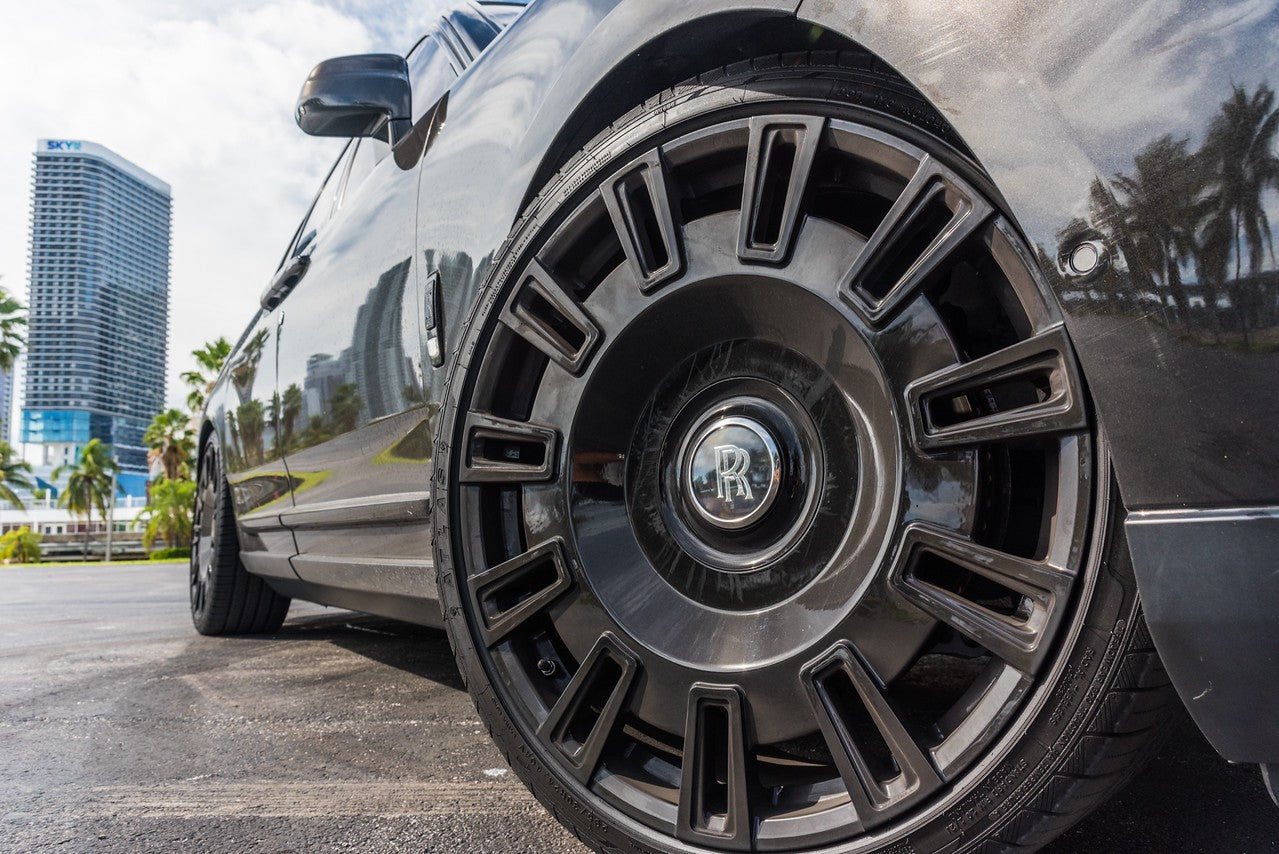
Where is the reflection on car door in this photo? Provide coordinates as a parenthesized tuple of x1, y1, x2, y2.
(272, 36, 458, 615)
(212, 142, 356, 581)
(213, 308, 295, 580)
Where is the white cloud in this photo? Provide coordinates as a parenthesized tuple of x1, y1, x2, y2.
(0, 0, 449, 414)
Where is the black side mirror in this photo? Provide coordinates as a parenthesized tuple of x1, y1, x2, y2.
(295, 54, 411, 142)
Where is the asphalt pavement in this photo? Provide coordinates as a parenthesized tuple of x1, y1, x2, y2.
(2, 563, 1276, 853)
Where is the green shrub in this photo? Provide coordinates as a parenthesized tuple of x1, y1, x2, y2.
(149, 546, 191, 561)
(0, 526, 43, 564)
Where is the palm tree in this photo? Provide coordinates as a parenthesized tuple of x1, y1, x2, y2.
(299, 414, 330, 448)
(234, 400, 266, 466)
(224, 410, 242, 469)
(53, 438, 118, 559)
(0, 441, 34, 510)
(280, 383, 303, 451)
(1112, 135, 1205, 324)
(144, 408, 195, 481)
(1195, 212, 1232, 340)
(0, 526, 42, 564)
(136, 477, 196, 551)
(268, 392, 283, 458)
(1199, 83, 1279, 344)
(328, 383, 363, 433)
(180, 337, 232, 413)
(229, 330, 268, 406)
(0, 280, 27, 372)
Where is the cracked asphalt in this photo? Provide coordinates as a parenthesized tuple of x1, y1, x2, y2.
(2, 563, 1276, 853)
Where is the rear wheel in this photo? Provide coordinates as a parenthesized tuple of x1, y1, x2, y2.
(190, 434, 290, 636)
(434, 55, 1180, 852)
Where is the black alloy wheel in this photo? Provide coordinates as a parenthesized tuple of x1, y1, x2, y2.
(190, 435, 290, 636)
(190, 445, 220, 619)
(435, 56, 1179, 853)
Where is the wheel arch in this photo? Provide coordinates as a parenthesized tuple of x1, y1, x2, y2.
(196, 416, 218, 485)
(517, 2, 949, 215)
(198, 417, 216, 454)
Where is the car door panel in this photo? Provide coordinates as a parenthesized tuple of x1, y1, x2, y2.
(274, 137, 435, 603)
(271, 33, 460, 609)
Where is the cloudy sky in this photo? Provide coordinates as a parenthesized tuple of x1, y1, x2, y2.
(0, 0, 452, 410)
(1, 0, 1276, 425)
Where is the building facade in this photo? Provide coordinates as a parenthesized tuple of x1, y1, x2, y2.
(22, 139, 171, 496)
(0, 363, 13, 444)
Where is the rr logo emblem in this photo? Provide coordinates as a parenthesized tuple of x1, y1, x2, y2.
(714, 444, 753, 504)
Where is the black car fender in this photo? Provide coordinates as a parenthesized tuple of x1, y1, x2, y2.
(796, 0, 1279, 767)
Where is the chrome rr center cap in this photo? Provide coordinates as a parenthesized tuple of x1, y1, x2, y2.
(682, 415, 782, 530)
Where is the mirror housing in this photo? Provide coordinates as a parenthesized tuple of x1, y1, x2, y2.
(295, 54, 411, 141)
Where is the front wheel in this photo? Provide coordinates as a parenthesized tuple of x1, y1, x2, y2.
(434, 55, 1180, 853)
(190, 434, 290, 636)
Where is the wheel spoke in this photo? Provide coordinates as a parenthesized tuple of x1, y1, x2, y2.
(840, 154, 993, 326)
(537, 633, 639, 783)
(737, 115, 824, 264)
(460, 412, 558, 483)
(802, 643, 940, 829)
(602, 150, 683, 293)
(500, 259, 602, 375)
(191, 450, 216, 615)
(906, 324, 1087, 451)
(467, 539, 573, 646)
(191, 529, 210, 611)
(676, 685, 752, 850)
(890, 524, 1074, 674)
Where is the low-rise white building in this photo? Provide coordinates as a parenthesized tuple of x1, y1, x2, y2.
(0, 494, 146, 537)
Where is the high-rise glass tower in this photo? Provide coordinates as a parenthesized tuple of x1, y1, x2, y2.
(22, 139, 171, 496)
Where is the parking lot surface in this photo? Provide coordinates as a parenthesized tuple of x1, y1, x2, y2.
(2, 563, 1276, 852)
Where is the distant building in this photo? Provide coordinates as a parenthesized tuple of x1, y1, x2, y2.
(21, 139, 171, 497)
(303, 352, 346, 417)
(0, 363, 13, 444)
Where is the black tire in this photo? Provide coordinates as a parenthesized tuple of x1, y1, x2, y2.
(190, 434, 290, 636)
(434, 53, 1182, 853)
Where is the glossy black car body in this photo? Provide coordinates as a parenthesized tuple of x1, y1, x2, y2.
(200, 0, 1279, 837)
